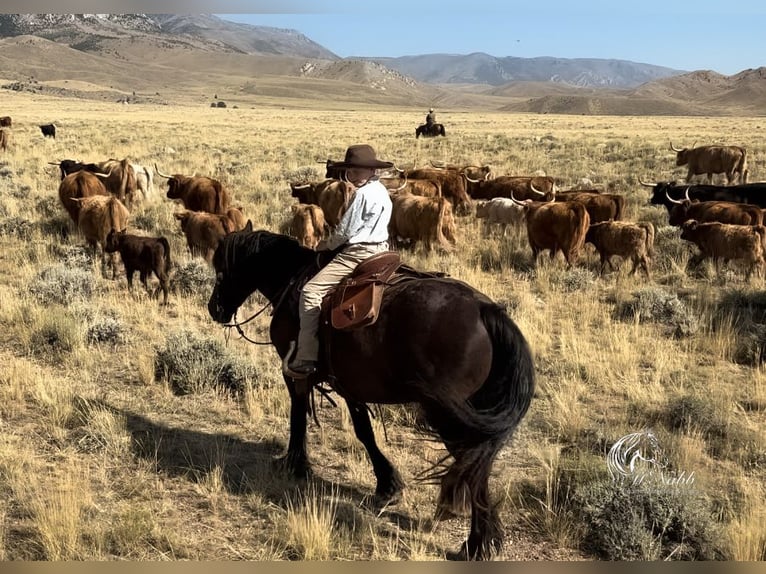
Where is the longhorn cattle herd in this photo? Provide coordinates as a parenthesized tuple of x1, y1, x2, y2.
(5, 132, 761, 307)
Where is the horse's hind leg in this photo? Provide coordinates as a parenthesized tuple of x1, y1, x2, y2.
(346, 400, 405, 506)
(444, 442, 504, 561)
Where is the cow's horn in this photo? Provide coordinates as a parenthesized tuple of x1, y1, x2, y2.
(464, 173, 481, 183)
(291, 183, 311, 190)
(684, 186, 692, 201)
(391, 163, 405, 174)
(154, 163, 172, 179)
(392, 175, 408, 191)
(430, 160, 446, 168)
(48, 161, 61, 166)
(670, 141, 683, 152)
(665, 190, 684, 204)
(530, 182, 546, 197)
(639, 179, 656, 187)
(94, 168, 114, 179)
(509, 191, 526, 207)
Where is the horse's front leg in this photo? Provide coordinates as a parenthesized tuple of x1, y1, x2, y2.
(346, 400, 405, 506)
(276, 376, 312, 478)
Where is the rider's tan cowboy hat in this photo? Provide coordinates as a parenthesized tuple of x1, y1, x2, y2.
(332, 144, 393, 169)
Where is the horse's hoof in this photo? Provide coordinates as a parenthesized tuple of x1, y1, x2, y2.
(275, 454, 312, 479)
(445, 544, 469, 561)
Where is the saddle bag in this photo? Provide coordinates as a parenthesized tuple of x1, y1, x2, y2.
(330, 251, 401, 331)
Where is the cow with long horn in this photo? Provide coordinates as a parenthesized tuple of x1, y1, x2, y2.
(155, 164, 230, 215)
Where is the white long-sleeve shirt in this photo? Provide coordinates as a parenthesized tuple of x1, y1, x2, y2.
(324, 178, 392, 250)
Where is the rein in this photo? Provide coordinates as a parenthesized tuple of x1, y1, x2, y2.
(223, 278, 296, 345)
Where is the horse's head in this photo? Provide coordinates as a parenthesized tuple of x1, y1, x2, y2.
(208, 220, 259, 323)
(207, 222, 318, 324)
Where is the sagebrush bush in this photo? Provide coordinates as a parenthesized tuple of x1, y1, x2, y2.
(548, 266, 596, 293)
(28, 264, 94, 305)
(614, 287, 699, 337)
(154, 329, 256, 394)
(0, 216, 34, 240)
(85, 312, 127, 346)
(172, 259, 215, 297)
(29, 310, 82, 357)
(575, 479, 724, 560)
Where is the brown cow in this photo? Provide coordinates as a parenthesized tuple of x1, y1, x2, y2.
(389, 193, 456, 252)
(399, 168, 472, 215)
(430, 160, 494, 182)
(0, 116, 11, 127)
(509, 195, 590, 267)
(174, 209, 242, 263)
(555, 190, 625, 223)
(71, 195, 130, 278)
(95, 158, 138, 209)
(156, 164, 230, 215)
(665, 190, 763, 227)
(382, 176, 441, 198)
(585, 221, 655, 278)
(671, 142, 748, 185)
(289, 179, 355, 227)
(0, 129, 7, 152)
(104, 229, 172, 305)
(58, 171, 110, 224)
(680, 219, 766, 279)
(466, 175, 556, 201)
(289, 203, 327, 249)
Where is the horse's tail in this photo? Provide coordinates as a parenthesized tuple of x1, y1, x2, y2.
(418, 301, 535, 558)
(462, 302, 535, 444)
(416, 300, 534, 449)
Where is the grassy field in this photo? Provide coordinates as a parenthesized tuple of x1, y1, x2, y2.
(0, 89, 765, 561)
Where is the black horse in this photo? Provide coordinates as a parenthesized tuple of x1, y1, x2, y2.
(207, 223, 535, 560)
(416, 123, 446, 138)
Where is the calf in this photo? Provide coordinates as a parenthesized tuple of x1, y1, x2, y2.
(680, 219, 766, 279)
(475, 197, 524, 236)
(174, 209, 242, 263)
(289, 203, 326, 249)
(104, 229, 171, 305)
(71, 195, 130, 278)
(585, 221, 655, 278)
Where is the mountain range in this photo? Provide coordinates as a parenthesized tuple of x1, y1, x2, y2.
(0, 13, 764, 115)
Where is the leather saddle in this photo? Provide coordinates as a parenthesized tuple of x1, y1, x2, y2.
(321, 250, 401, 331)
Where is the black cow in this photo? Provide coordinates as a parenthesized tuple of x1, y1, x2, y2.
(40, 123, 56, 138)
(0, 116, 11, 127)
(642, 180, 766, 211)
(49, 159, 102, 180)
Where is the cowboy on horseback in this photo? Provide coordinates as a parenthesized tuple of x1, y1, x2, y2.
(425, 107, 436, 127)
(284, 144, 394, 379)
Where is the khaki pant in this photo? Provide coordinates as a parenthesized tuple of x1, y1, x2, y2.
(295, 242, 388, 362)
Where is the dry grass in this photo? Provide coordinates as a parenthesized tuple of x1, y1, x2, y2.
(0, 87, 764, 560)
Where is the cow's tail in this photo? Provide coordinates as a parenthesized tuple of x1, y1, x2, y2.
(436, 197, 451, 249)
(754, 226, 766, 264)
(214, 181, 226, 214)
(157, 236, 172, 273)
(614, 195, 626, 221)
(738, 149, 749, 184)
(640, 222, 656, 257)
(570, 203, 590, 261)
(309, 205, 326, 237)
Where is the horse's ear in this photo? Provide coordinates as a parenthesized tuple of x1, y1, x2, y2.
(244, 220, 253, 232)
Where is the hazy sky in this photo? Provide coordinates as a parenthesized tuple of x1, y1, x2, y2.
(218, 1, 766, 76)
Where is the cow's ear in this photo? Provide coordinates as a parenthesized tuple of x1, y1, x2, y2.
(244, 220, 253, 232)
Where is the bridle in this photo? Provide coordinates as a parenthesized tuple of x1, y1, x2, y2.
(222, 277, 297, 345)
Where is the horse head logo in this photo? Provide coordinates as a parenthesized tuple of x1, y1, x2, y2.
(607, 429, 669, 485)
